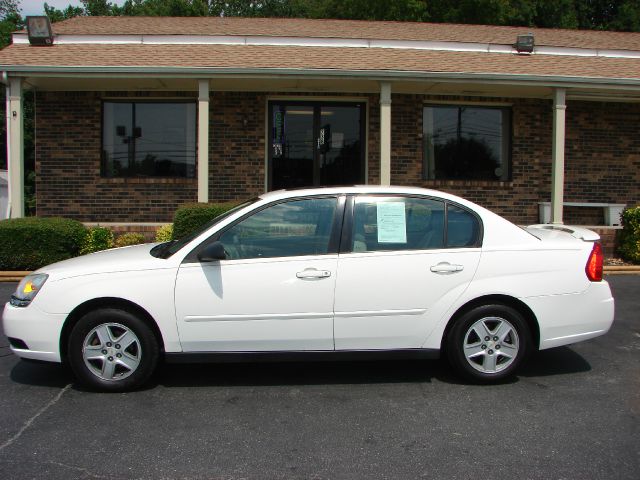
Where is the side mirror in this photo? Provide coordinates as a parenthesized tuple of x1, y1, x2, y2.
(197, 241, 227, 262)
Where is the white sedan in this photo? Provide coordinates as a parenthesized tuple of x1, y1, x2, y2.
(3, 187, 614, 391)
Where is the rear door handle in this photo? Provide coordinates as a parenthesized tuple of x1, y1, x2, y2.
(430, 262, 464, 274)
(296, 268, 332, 279)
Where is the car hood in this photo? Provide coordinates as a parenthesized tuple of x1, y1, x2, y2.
(35, 243, 174, 281)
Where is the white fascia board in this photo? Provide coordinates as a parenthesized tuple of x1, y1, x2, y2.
(12, 34, 28, 44)
(142, 34, 245, 45)
(10, 32, 640, 59)
(369, 39, 491, 53)
(246, 35, 370, 48)
(58, 34, 143, 44)
(536, 45, 640, 59)
(598, 49, 640, 58)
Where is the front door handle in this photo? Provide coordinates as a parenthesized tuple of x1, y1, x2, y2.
(430, 262, 464, 274)
(296, 268, 332, 279)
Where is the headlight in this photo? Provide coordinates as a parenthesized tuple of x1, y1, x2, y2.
(10, 274, 49, 307)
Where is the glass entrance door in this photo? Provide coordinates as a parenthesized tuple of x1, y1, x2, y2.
(269, 101, 365, 190)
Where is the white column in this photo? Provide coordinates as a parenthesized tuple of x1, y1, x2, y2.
(7, 77, 24, 218)
(551, 88, 566, 224)
(379, 82, 392, 186)
(197, 79, 210, 203)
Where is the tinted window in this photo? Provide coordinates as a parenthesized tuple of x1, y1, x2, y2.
(102, 102, 196, 178)
(218, 197, 338, 260)
(351, 196, 445, 252)
(446, 204, 480, 247)
(423, 105, 511, 181)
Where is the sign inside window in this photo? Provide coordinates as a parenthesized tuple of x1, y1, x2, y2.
(318, 124, 331, 153)
(273, 109, 285, 157)
(377, 202, 407, 243)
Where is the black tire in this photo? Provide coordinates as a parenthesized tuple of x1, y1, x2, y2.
(68, 308, 159, 392)
(446, 304, 532, 383)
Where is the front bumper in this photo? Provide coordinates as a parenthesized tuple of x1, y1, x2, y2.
(2, 302, 66, 363)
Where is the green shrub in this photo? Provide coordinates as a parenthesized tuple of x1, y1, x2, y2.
(618, 206, 640, 264)
(114, 232, 146, 248)
(172, 203, 238, 239)
(81, 226, 114, 255)
(155, 224, 173, 243)
(0, 217, 87, 270)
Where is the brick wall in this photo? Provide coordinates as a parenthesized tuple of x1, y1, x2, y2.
(564, 101, 640, 225)
(208, 92, 266, 202)
(35, 91, 638, 226)
(36, 91, 198, 222)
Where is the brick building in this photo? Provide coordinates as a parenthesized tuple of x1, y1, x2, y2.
(0, 17, 638, 239)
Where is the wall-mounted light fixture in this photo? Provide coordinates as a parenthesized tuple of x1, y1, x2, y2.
(514, 33, 534, 54)
(26, 16, 54, 46)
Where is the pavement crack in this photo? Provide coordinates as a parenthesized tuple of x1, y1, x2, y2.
(46, 460, 111, 479)
(0, 383, 72, 452)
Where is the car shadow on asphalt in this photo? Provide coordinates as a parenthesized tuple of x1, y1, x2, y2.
(9, 359, 74, 388)
(8, 346, 591, 391)
(153, 346, 592, 389)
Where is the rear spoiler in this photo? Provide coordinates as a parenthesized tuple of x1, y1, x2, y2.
(527, 224, 601, 242)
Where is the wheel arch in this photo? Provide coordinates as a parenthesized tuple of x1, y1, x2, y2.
(440, 295, 540, 352)
(59, 297, 165, 364)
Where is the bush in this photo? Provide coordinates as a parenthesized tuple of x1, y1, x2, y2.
(114, 232, 146, 248)
(618, 206, 640, 264)
(81, 226, 114, 255)
(172, 203, 238, 239)
(0, 217, 87, 270)
(155, 224, 173, 243)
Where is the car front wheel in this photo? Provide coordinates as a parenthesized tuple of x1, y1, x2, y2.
(68, 308, 159, 392)
(446, 304, 531, 383)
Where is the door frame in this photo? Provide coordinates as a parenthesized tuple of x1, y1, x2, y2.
(264, 96, 369, 191)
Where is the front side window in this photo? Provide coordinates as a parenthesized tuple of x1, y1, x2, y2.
(218, 197, 338, 260)
(102, 101, 196, 178)
(423, 105, 511, 181)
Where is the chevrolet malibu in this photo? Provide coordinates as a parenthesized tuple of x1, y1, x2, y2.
(3, 187, 614, 391)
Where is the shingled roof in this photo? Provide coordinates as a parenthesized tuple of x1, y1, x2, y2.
(2, 16, 639, 85)
(32, 16, 640, 51)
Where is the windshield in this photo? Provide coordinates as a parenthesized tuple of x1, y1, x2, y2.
(150, 198, 259, 259)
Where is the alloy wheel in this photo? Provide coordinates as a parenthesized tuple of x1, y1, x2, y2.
(82, 322, 142, 381)
(463, 316, 520, 374)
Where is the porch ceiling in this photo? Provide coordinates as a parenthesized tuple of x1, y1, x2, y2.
(19, 75, 640, 102)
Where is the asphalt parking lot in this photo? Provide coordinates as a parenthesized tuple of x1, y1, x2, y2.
(0, 277, 638, 480)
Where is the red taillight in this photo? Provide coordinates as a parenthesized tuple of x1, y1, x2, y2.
(586, 242, 603, 282)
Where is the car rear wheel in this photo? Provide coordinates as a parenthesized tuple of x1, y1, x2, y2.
(446, 304, 531, 383)
(68, 308, 159, 392)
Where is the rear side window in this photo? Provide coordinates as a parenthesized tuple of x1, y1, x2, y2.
(446, 204, 480, 247)
(350, 196, 481, 253)
(351, 196, 445, 252)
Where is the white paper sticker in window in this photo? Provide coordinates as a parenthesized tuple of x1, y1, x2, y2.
(377, 202, 407, 243)
(331, 132, 344, 149)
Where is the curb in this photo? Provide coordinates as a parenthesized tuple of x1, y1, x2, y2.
(604, 266, 640, 275)
(0, 272, 30, 282)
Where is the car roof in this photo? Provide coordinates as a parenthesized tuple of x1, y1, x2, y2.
(259, 185, 469, 204)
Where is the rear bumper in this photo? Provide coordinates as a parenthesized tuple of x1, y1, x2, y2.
(524, 281, 615, 350)
(2, 302, 65, 363)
